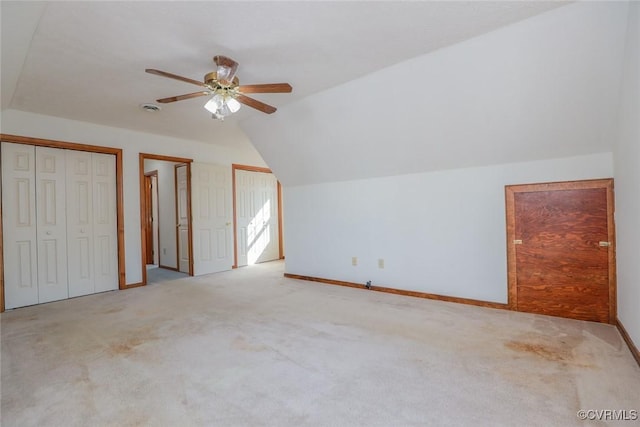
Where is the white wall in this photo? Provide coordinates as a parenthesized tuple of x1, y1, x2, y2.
(284, 153, 613, 303)
(144, 159, 182, 269)
(0, 109, 267, 284)
(613, 2, 640, 347)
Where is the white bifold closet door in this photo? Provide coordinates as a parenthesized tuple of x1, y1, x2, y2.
(36, 147, 69, 303)
(2, 143, 40, 308)
(66, 150, 118, 297)
(1, 142, 117, 309)
(235, 170, 279, 267)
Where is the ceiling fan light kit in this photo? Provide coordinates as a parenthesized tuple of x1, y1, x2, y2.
(204, 92, 241, 120)
(146, 55, 292, 120)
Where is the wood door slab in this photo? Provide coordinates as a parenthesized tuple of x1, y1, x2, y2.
(506, 179, 615, 324)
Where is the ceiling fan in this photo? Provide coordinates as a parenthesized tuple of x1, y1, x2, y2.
(146, 55, 292, 120)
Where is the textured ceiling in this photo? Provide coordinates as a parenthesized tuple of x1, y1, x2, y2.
(1, 1, 568, 147)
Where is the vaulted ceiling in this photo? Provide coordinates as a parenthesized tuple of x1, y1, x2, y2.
(2, 2, 631, 187)
(2, 1, 567, 148)
(241, 1, 630, 185)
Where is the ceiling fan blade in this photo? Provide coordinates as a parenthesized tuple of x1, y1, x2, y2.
(236, 94, 277, 114)
(145, 69, 205, 87)
(213, 55, 239, 85)
(238, 83, 293, 94)
(156, 91, 211, 104)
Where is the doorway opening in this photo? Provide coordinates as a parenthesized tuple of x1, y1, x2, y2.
(139, 153, 193, 285)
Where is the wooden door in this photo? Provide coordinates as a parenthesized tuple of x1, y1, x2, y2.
(176, 165, 190, 273)
(143, 173, 154, 264)
(191, 162, 233, 275)
(506, 179, 616, 323)
(1, 142, 38, 308)
(35, 147, 69, 304)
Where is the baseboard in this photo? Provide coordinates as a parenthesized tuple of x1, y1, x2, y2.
(283, 273, 509, 311)
(159, 265, 179, 271)
(616, 318, 640, 367)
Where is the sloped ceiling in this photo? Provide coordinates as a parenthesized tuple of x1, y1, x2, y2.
(3, 1, 627, 188)
(242, 1, 630, 186)
(1, 1, 568, 150)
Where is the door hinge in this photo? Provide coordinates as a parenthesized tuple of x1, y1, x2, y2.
(599, 241, 611, 247)
(513, 239, 523, 245)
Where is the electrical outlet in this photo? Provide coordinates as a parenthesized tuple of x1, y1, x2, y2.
(352, 257, 358, 266)
(163, 248, 167, 255)
(378, 259, 384, 269)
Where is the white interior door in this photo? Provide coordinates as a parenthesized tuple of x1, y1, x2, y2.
(66, 150, 95, 297)
(2, 142, 38, 308)
(256, 173, 279, 263)
(191, 162, 232, 275)
(176, 165, 190, 273)
(35, 147, 69, 303)
(92, 153, 118, 293)
(235, 170, 279, 267)
(151, 174, 159, 266)
(236, 170, 253, 267)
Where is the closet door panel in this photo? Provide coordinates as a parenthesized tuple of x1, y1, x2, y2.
(66, 150, 95, 297)
(2, 142, 38, 308)
(92, 153, 118, 292)
(235, 170, 279, 266)
(256, 173, 279, 263)
(235, 170, 254, 267)
(36, 147, 69, 303)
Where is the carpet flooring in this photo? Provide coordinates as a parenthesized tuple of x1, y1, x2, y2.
(146, 266, 189, 284)
(1, 260, 638, 426)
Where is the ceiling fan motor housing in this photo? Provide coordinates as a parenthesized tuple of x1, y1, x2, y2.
(204, 72, 240, 89)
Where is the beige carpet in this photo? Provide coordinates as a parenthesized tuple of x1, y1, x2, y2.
(1, 261, 638, 426)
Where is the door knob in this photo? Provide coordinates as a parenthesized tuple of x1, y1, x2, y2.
(46, 231, 51, 235)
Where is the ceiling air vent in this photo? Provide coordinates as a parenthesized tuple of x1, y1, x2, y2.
(140, 103, 161, 112)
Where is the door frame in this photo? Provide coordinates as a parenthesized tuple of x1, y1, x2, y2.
(505, 178, 616, 324)
(0, 134, 127, 312)
(231, 164, 284, 268)
(139, 153, 193, 285)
